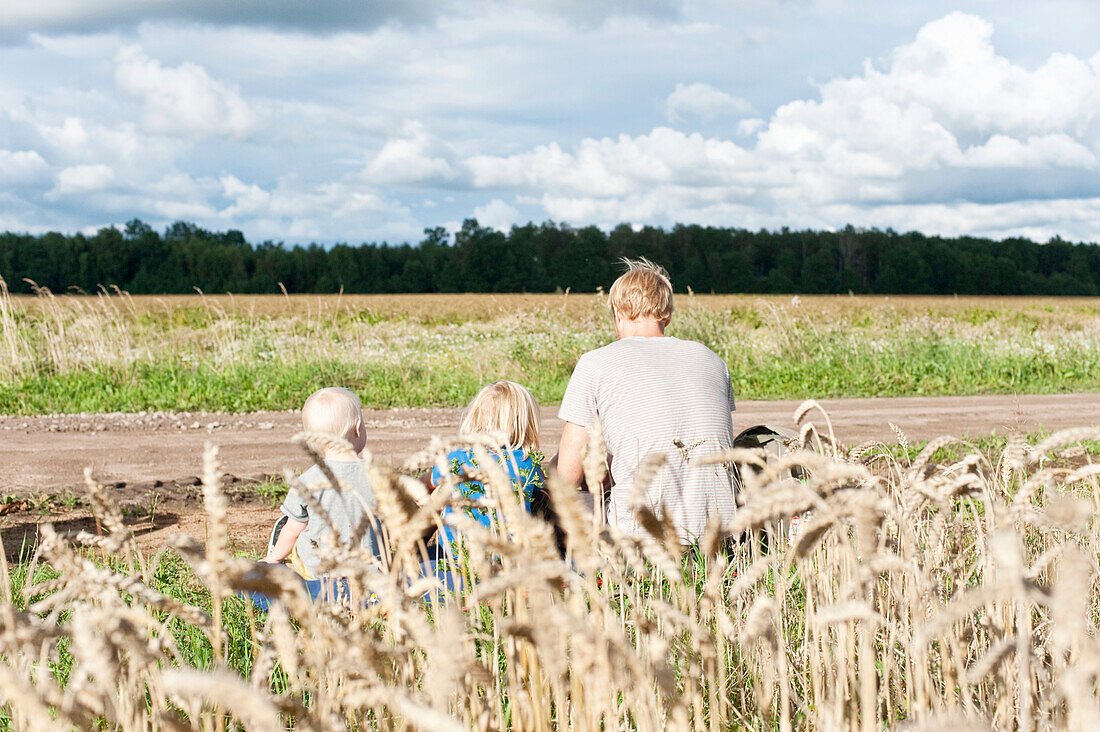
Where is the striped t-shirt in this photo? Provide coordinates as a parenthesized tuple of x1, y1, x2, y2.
(558, 336, 737, 544)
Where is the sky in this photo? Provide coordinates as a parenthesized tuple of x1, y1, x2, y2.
(1, 1, 1098, 244)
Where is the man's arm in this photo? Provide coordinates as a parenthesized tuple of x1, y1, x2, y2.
(262, 518, 307, 563)
(554, 421, 588, 487)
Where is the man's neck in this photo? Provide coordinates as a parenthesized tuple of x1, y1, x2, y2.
(617, 318, 666, 338)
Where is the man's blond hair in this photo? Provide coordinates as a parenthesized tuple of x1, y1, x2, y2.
(302, 387, 362, 440)
(607, 257, 674, 324)
(460, 381, 540, 453)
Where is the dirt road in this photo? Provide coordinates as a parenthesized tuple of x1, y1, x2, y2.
(2, 393, 1097, 559)
(6, 393, 1099, 493)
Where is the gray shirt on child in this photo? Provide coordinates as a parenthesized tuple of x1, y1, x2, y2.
(280, 459, 382, 579)
(558, 336, 737, 544)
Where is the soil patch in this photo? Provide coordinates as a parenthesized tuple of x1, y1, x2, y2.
(2, 393, 1098, 557)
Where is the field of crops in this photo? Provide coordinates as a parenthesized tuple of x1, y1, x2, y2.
(3, 284, 1099, 415)
(2, 421, 1099, 729)
(3, 284, 1100, 730)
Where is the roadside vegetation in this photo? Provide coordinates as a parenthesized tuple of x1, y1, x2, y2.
(0, 415, 1097, 729)
(3, 284, 1098, 415)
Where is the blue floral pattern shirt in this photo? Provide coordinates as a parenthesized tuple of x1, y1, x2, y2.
(430, 447, 544, 548)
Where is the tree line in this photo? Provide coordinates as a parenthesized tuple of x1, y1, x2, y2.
(2, 218, 1098, 295)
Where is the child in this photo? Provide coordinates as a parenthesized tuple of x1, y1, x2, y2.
(430, 381, 545, 553)
(261, 387, 382, 581)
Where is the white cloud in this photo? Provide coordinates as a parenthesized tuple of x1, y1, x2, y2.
(473, 198, 519, 231)
(3, 5, 1099, 244)
(114, 46, 258, 140)
(34, 116, 166, 169)
(465, 12, 1100, 237)
(871, 13, 1100, 137)
(41, 117, 88, 150)
(962, 133, 1097, 168)
(217, 173, 419, 241)
(736, 118, 764, 136)
(220, 175, 271, 217)
(0, 150, 49, 185)
(149, 172, 220, 199)
(52, 163, 115, 194)
(665, 82, 752, 123)
(151, 198, 219, 220)
(364, 122, 458, 184)
(823, 197, 1100, 243)
(469, 128, 750, 197)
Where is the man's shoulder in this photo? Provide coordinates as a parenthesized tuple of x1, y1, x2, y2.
(576, 337, 726, 371)
(605, 336, 724, 360)
(581, 338, 642, 363)
(673, 337, 727, 363)
(568, 342, 615, 377)
(582, 340, 623, 358)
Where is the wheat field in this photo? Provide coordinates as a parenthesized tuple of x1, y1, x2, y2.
(3, 281, 1100, 414)
(1, 406, 1098, 730)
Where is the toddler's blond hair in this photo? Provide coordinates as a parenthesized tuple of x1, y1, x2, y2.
(460, 381, 540, 453)
(607, 257, 674, 324)
(302, 387, 362, 440)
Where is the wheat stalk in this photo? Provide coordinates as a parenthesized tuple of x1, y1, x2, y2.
(0, 408, 1096, 729)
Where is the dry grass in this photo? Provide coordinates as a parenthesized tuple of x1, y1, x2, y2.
(1, 406, 1098, 729)
(8, 290, 1100, 322)
(3, 283, 1100, 414)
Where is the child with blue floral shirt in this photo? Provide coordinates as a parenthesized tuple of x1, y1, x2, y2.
(430, 381, 545, 554)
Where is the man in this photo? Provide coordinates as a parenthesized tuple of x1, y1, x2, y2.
(555, 258, 737, 544)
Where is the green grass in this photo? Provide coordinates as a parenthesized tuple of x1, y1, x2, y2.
(861, 430, 1100, 470)
(3, 294, 1099, 415)
(0, 360, 492, 414)
(252, 476, 291, 505)
(4, 549, 262, 683)
(728, 333, 1100, 399)
(2, 336, 1096, 415)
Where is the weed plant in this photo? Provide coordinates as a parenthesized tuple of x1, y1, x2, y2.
(0, 407, 1098, 729)
(3, 282, 1100, 414)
